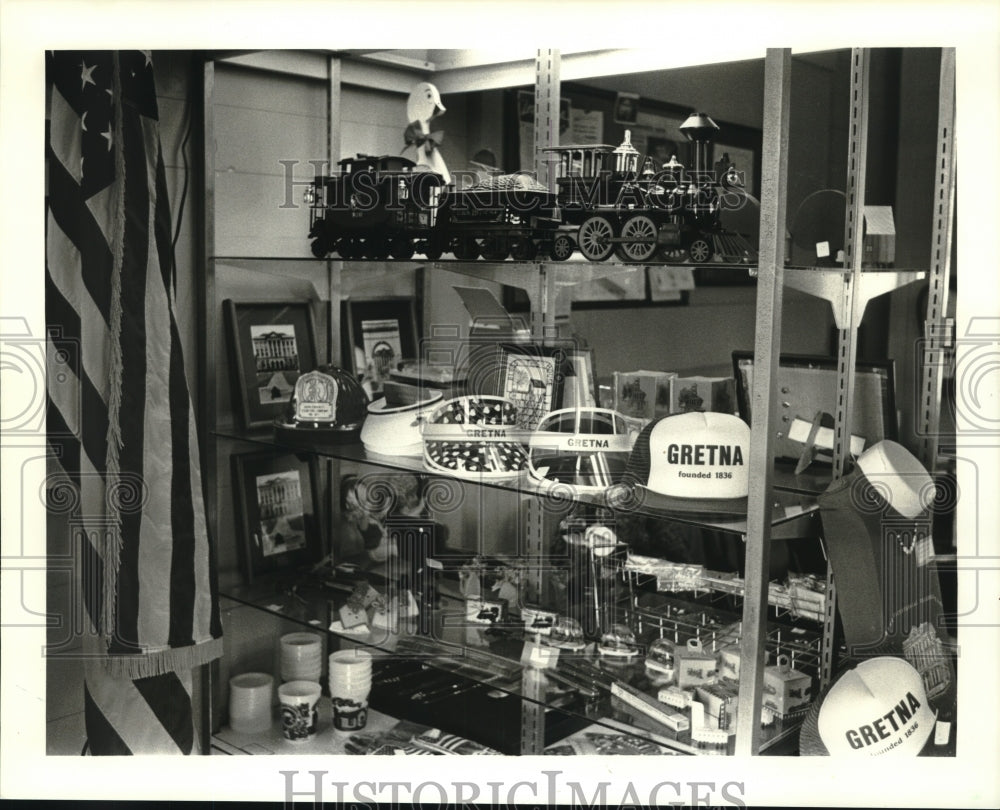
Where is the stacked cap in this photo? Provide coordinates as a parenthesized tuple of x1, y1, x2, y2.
(619, 411, 750, 513)
(799, 657, 936, 756)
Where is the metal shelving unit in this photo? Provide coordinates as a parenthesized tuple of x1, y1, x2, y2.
(197, 47, 956, 757)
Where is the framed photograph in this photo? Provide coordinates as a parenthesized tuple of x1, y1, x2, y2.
(341, 297, 419, 390)
(473, 343, 599, 428)
(231, 450, 324, 584)
(613, 92, 639, 125)
(223, 300, 319, 431)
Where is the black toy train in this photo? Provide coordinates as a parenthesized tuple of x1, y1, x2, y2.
(306, 112, 756, 265)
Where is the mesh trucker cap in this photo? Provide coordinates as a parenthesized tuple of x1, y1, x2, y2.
(422, 395, 528, 480)
(799, 657, 936, 756)
(528, 408, 635, 494)
(617, 411, 750, 513)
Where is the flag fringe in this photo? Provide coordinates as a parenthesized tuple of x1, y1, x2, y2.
(102, 53, 128, 642)
(102, 637, 225, 680)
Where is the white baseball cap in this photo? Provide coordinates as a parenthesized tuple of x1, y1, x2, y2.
(799, 657, 936, 756)
(617, 411, 750, 513)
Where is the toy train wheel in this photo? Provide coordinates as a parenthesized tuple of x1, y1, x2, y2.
(365, 236, 390, 260)
(614, 215, 658, 263)
(389, 236, 415, 260)
(310, 238, 330, 258)
(510, 237, 538, 261)
(480, 235, 508, 261)
(453, 237, 480, 262)
(688, 237, 712, 264)
(336, 238, 361, 260)
(577, 216, 615, 262)
(422, 239, 444, 261)
(549, 233, 574, 262)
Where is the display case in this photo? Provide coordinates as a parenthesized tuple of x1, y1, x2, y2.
(198, 48, 956, 756)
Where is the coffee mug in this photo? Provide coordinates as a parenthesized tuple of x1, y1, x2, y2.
(277, 680, 322, 742)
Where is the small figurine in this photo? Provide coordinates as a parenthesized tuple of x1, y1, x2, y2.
(402, 81, 450, 183)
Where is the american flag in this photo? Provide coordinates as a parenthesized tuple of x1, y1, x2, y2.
(46, 50, 222, 754)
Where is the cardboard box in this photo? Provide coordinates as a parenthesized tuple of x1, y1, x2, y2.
(669, 376, 735, 415)
(613, 370, 676, 421)
(717, 643, 741, 683)
(762, 654, 813, 716)
(674, 638, 718, 689)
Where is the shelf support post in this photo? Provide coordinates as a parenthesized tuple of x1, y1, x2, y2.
(916, 48, 956, 471)
(821, 48, 872, 689)
(326, 55, 344, 366)
(534, 50, 560, 193)
(735, 47, 791, 757)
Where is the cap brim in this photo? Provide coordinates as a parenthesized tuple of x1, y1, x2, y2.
(634, 484, 748, 516)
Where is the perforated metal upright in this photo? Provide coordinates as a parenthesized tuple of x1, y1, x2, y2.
(916, 49, 956, 471)
(533, 49, 560, 194)
(818, 48, 874, 689)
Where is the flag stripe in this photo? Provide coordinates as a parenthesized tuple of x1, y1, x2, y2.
(153, 142, 174, 292)
(46, 404, 80, 486)
(84, 682, 130, 755)
(193, 410, 223, 642)
(137, 125, 177, 649)
(133, 673, 195, 753)
(108, 86, 151, 656)
(80, 525, 106, 635)
(168, 316, 197, 647)
(46, 151, 113, 325)
(47, 212, 114, 389)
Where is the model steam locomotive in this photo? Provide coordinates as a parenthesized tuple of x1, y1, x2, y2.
(305, 112, 756, 265)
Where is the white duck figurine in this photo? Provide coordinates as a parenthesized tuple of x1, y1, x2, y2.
(402, 81, 450, 184)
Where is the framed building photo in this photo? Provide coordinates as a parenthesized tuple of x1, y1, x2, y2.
(223, 300, 319, 431)
(342, 297, 419, 390)
(231, 450, 323, 584)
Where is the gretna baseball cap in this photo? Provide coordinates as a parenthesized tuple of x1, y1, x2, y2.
(799, 657, 936, 756)
(528, 408, 635, 494)
(617, 411, 750, 514)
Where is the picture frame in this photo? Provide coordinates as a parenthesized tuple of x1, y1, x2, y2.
(613, 92, 639, 125)
(341, 297, 420, 391)
(472, 343, 599, 428)
(231, 450, 324, 585)
(223, 300, 319, 431)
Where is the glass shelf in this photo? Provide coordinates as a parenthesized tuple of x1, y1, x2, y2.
(219, 577, 802, 755)
(214, 427, 819, 538)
